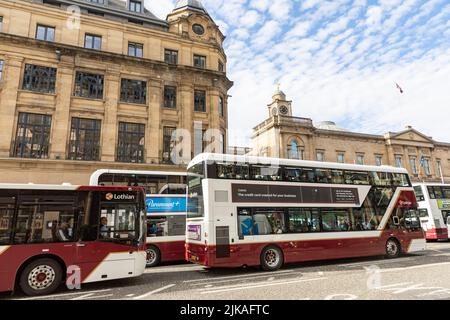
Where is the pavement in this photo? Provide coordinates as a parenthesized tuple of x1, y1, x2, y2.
(3, 241, 450, 300)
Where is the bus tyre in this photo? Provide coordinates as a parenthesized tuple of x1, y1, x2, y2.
(19, 258, 63, 296)
(260, 246, 284, 271)
(385, 238, 401, 259)
(146, 246, 161, 267)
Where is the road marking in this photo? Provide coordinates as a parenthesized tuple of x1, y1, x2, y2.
(189, 270, 297, 286)
(339, 257, 415, 267)
(200, 277, 326, 294)
(133, 284, 176, 300)
(85, 294, 114, 300)
(18, 289, 112, 300)
(184, 269, 295, 283)
(71, 293, 94, 300)
(379, 261, 450, 273)
(126, 294, 135, 297)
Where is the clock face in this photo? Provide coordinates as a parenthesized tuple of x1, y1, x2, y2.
(279, 105, 289, 115)
(192, 24, 205, 35)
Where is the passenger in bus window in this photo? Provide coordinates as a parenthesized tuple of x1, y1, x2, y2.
(99, 217, 109, 238)
(56, 221, 72, 242)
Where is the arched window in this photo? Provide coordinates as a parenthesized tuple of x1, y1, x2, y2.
(288, 139, 303, 160)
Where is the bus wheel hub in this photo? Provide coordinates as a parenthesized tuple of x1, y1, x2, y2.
(28, 265, 55, 289)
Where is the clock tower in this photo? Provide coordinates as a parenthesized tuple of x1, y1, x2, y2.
(267, 85, 293, 117)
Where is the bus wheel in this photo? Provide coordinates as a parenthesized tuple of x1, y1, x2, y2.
(19, 258, 63, 296)
(385, 238, 401, 258)
(260, 246, 284, 271)
(146, 246, 161, 267)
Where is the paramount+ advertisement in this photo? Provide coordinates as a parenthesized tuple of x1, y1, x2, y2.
(231, 183, 360, 205)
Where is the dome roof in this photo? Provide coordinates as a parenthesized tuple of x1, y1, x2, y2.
(174, 0, 206, 12)
(316, 121, 348, 132)
(272, 89, 286, 101)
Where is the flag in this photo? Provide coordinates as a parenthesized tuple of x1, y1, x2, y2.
(419, 155, 425, 168)
(396, 83, 404, 94)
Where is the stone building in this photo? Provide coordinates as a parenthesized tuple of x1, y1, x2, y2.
(251, 89, 450, 183)
(0, 0, 232, 184)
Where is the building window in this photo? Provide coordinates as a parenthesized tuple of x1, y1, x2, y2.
(68, 118, 101, 161)
(84, 34, 102, 50)
(117, 122, 145, 163)
(162, 127, 176, 163)
(316, 151, 324, 162)
(128, 42, 143, 57)
(36, 24, 55, 42)
(22, 64, 57, 93)
(164, 49, 178, 65)
(129, 0, 142, 12)
(0, 60, 4, 80)
(375, 155, 383, 166)
(395, 156, 402, 168)
(219, 96, 224, 117)
(193, 54, 206, 69)
(437, 160, 443, 178)
(337, 153, 345, 163)
(219, 133, 225, 154)
(13, 113, 51, 159)
(288, 140, 303, 160)
(194, 90, 206, 112)
(218, 61, 224, 72)
(424, 158, 431, 176)
(410, 157, 417, 174)
(74, 72, 104, 99)
(120, 79, 147, 104)
(164, 86, 177, 109)
(0, 16, 3, 32)
(356, 154, 364, 165)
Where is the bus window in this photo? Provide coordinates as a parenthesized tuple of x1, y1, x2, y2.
(253, 209, 285, 235)
(414, 186, 425, 201)
(299, 168, 315, 183)
(315, 169, 332, 183)
(443, 187, 450, 199)
(0, 196, 16, 245)
(427, 186, 436, 199)
(371, 172, 392, 186)
(187, 162, 205, 218)
(284, 167, 301, 182)
(217, 162, 249, 180)
(392, 173, 410, 187)
(147, 215, 185, 237)
(321, 209, 351, 232)
(370, 187, 394, 209)
(14, 201, 76, 244)
(99, 203, 137, 240)
(250, 165, 282, 181)
(433, 187, 443, 199)
(330, 170, 345, 184)
(238, 208, 253, 238)
(287, 208, 321, 233)
(345, 171, 370, 185)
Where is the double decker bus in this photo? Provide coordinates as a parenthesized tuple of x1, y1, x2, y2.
(90, 169, 187, 267)
(413, 183, 450, 241)
(0, 184, 147, 296)
(186, 154, 426, 271)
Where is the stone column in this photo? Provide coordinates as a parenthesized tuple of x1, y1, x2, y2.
(0, 56, 24, 157)
(100, 69, 120, 162)
(180, 83, 193, 158)
(49, 58, 74, 160)
(146, 79, 162, 163)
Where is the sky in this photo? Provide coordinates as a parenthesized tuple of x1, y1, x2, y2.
(144, 0, 450, 147)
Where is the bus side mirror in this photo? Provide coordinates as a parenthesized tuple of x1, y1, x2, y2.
(447, 216, 450, 225)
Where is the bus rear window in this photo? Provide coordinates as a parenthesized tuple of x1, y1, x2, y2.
(414, 186, 425, 201)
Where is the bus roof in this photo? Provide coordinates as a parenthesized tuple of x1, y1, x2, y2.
(188, 153, 409, 174)
(0, 183, 144, 192)
(89, 169, 187, 185)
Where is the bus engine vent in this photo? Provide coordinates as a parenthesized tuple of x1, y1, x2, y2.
(216, 226, 230, 259)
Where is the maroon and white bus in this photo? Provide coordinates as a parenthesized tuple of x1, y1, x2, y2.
(0, 184, 147, 296)
(186, 154, 426, 271)
(89, 169, 187, 267)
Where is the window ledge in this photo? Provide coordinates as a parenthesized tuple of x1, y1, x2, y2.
(18, 89, 56, 96)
